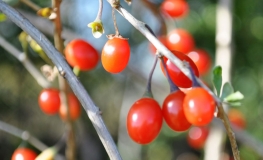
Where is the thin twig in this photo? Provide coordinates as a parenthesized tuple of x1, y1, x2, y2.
(112, 8, 120, 36)
(95, 0, 103, 20)
(51, 0, 76, 159)
(0, 35, 50, 88)
(0, 2, 122, 160)
(20, 0, 41, 11)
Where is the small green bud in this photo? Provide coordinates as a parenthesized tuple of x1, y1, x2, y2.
(88, 20, 104, 38)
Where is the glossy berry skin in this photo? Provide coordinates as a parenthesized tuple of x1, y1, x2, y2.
(127, 97, 163, 144)
(187, 126, 209, 149)
(59, 93, 81, 121)
(38, 88, 61, 115)
(65, 39, 99, 71)
(162, 90, 191, 131)
(166, 29, 195, 54)
(161, 0, 189, 18)
(183, 88, 216, 126)
(160, 50, 199, 88)
(187, 49, 211, 75)
(101, 38, 130, 73)
(228, 109, 246, 129)
(12, 148, 37, 160)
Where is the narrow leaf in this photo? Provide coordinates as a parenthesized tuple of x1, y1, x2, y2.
(220, 82, 234, 100)
(228, 101, 242, 107)
(212, 66, 222, 96)
(224, 91, 244, 102)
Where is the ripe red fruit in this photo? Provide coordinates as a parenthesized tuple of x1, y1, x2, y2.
(187, 49, 212, 75)
(160, 50, 199, 88)
(101, 38, 130, 73)
(38, 88, 61, 115)
(65, 39, 99, 71)
(183, 87, 216, 126)
(127, 97, 163, 144)
(187, 126, 209, 149)
(166, 29, 195, 54)
(12, 148, 37, 160)
(59, 93, 81, 121)
(228, 109, 246, 129)
(161, 0, 189, 18)
(162, 90, 191, 131)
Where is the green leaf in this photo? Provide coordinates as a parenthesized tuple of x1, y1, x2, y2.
(228, 101, 242, 107)
(212, 66, 222, 96)
(0, 13, 7, 22)
(224, 91, 244, 102)
(220, 82, 234, 100)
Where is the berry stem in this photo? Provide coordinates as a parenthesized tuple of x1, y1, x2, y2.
(95, 0, 103, 21)
(186, 61, 200, 87)
(20, 0, 41, 11)
(144, 55, 158, 98)
(160, 56, 179, 92)
(112, 8, 120, 37)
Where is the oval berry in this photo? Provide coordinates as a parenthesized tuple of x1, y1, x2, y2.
(161, 0, 189, 18)
(167, 29, 195, 54)
(65, 39, 99, 71)
(12, 148, 37, 160)
(101, 38, 130, 73)
(59, 93, 81, 121)
(187, 126, 209, 149)
(127, 97, 163, 144)
(187, 49, 212, 75)
(38, 88, 61, 115)
(183, 87, 216, 126)
(162, 90, 191, 132)
(160, 50, 199, 88)
(228, 109, 246, 129)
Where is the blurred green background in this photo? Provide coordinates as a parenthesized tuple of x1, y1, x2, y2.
(0, 0, 263, 159)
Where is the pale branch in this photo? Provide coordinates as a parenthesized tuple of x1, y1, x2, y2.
(0, 120, 47, 151)
(0, 2, 122, 160)
(0, 35, 51, 88)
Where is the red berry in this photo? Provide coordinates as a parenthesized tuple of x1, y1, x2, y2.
(101, 38, 130, 73)
(183, 87, 216, 126)
(160, 50, 199, 88)
(187, 49, 212, 75)
(187, 126, 209, 149)
(161, 0, 189, 18)
(65, 39, 99, 71)
(59, 93, 81, 121)
(38, 88, 61, 115)
(12, 148, 37, 160)
(228, 109, 246, 129)
(167, 29, 195, 54)
(162, 90, 191, 131)
(127, 97, 163, 144)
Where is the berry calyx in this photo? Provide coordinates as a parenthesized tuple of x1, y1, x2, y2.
(38, 88, 61, 115)
(127, 97, 163, 144)
(162, 90, 191, 132)
(65, 39, 99, 71)
(183, 87, 216, 126)
(101, 37, 130, 73)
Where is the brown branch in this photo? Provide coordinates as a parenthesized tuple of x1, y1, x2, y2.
(51, 0, 76, 159)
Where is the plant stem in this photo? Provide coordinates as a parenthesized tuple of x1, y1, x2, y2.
(20, 0, 41, 11)
(144, 55, 158, 97)
(112, 8, 120, 36)
(0, 35, 50, 88)
(217, 103, 240, 160)
(95, 0, 103, 20)
(0, 2, 122, 159)
(51, 0, 76, 159)
(160, 56, 179, 93)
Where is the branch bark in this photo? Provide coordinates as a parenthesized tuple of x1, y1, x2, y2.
(0, 2, 122, 160)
